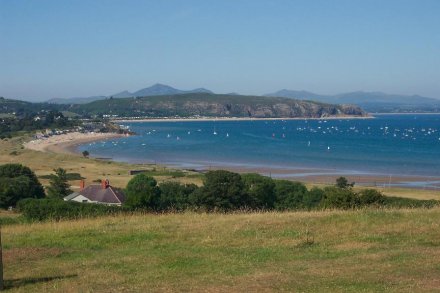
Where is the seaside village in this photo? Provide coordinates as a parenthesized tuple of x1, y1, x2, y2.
(32, 121, 120, 140)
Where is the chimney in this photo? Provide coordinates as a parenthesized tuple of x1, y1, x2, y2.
(101, 179, 110, 189)
(80, 180, 85, 190)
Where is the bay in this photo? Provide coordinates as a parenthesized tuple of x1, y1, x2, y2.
(78, 114, 440, 186)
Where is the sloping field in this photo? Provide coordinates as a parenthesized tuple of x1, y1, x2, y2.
(3, 208, 440, 292)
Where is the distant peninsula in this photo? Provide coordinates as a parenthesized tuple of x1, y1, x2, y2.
(67, 93, 367, 119)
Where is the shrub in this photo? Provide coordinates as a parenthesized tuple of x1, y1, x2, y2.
(0, 163, 45, 208)
(125, 174, 160, 210)
(192, 170, 245, 211)
(274, 180, 307, 210)
(382, 196, 439, 208)
(158, 181, 198, 211)
(303, 187, 325, 209)
(358, 189, 385, 205)
(242, 173, 276, 209)
(17, 198, 125, 221)
(322, 186, 358, 209)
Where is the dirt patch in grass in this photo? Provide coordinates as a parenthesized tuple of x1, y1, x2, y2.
(3, 247, 64, 263)
(334, 241, 376, 251)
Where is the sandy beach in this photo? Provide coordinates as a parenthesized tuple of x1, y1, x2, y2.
(24, 132, 126, 155)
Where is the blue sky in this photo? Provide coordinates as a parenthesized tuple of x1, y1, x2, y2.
(1, 0, 439, 101)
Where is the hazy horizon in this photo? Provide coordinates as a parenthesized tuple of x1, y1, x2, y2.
(1, 0, 439, 101)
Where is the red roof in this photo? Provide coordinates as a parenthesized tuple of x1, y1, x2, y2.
(78, 184, 125, 204)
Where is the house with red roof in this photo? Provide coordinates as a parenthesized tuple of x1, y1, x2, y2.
(64, 179, 125, 206)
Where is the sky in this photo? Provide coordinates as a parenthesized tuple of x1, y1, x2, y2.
(1, 0, 439, 101)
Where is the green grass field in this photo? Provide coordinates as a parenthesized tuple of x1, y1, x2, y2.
(2, 209, 440, 292)
(2, 135, 440, 291)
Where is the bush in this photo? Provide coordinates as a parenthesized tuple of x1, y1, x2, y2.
(303, 187, 325, 209)
(191, 170, 246, 211)
(321, 186, 358, 209)
(274, 180, 307, 210)
(358, 189, 385, 205)
(17, 198, 125, 221)
(158, 181, 198, 211)
(382, 196, 439, 209)
(0, 163, 45, 208)
(125, 174, 160, 210)
(242, 173, 276, 209)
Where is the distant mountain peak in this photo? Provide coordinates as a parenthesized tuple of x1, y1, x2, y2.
(131, 84, 213, 97)
(265, 89, 440, 112)
(112, 90, 133, 98)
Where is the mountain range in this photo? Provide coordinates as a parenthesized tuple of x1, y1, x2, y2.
(43, 84, 440, 113)
(265, 90, 440, 112)
(47, 84, 213, 104)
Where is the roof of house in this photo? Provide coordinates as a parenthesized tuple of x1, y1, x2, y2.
(66, 185, 125, 204)
(64, 192, 80, 201)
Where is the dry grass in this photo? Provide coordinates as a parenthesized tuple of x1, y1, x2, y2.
(0, 136, 203, 190)
(2, 208, 440, 292)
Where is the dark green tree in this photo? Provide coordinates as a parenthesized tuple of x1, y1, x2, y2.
(274, 180, 308, 210)
(358, 189, 385, 206)
(82, 150, 90, 158)
(0, 164, 45, 208)
(158, 181, 198, 211)
(242, 173, 276, 209)
(335, 176, 354, 189)
(125, 174, 160, 210)
(47, 168, 72, 199)
(192, 170, 245, 211)
(303, 187, 325, 209)
(322, 186, 358, 209)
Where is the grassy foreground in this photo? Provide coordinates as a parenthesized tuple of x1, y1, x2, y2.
(3, 208, 440, 292)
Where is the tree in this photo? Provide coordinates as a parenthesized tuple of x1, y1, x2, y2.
(303, 187, 325, 209)
(358, 189, 384, 206)
(322, 186, 358, 209)
(192, 170, 245, 211)
(242, 173, 276, 209)
(82, 150, 90, 158)
(274, 180, 308, 210)
(335, 176, 354, 189)
(47, 168, 72, 199)
(125, 174, 160, 210)
(0, 164, 45, 208)
(158, 181, 198, 211)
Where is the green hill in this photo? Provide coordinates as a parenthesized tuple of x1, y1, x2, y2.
(70, 93, 366, 118)
(0, 97, 68, 116)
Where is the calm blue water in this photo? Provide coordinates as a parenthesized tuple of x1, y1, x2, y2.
(79, 114, 440, 178)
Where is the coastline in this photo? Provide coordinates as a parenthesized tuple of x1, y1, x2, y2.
(22, 128, 440, 191)
(112, 115, 373, 123)
(23, 132, 126, 155)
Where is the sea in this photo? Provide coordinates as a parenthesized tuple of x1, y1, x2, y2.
(78, 114, 440, 188)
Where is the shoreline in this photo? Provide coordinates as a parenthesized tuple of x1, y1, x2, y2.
(22, 130, 440, 191)
(112, 115, 373, 123)
(23, 132, 126, 155)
